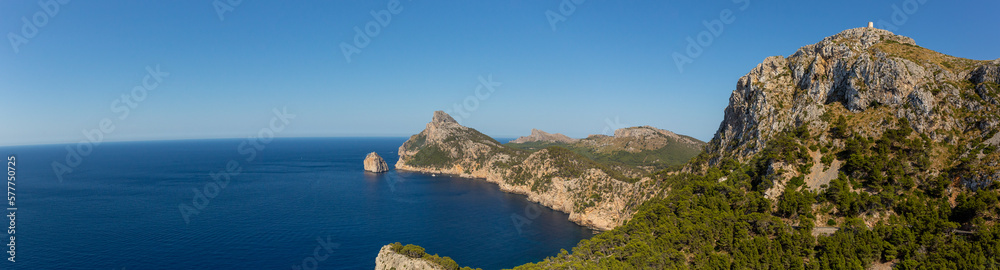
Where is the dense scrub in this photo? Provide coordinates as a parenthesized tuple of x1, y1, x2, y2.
(506, 136, 703, 172)
(513, 162, 999, 269)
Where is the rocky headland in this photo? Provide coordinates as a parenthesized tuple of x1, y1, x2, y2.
(395, 111, 669, 230)
(374, 245, 445, 270)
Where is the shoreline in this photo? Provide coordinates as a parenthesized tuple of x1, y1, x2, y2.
(394, 165, 616, 232)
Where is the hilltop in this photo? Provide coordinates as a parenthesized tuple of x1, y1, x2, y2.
(508, 126, 705, 172)
(509, 129, 578, 144)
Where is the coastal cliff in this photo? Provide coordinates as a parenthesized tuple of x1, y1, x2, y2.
(395, 111, 659, 230)
(374, 245, 445, 270)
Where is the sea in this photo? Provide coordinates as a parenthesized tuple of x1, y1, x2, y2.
(0, 138, 593, 269)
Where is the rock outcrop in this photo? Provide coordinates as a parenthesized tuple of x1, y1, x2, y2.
(374, 245, 444, 270)
(703, 27, 999, 192)
(364, 152, 389, 173)
(396, 111, 658, 230)
(509, 129, 579, 144)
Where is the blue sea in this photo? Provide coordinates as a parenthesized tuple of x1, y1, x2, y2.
(0, 138, 593, 269)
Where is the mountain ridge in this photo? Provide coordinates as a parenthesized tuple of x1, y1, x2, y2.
(508, 126, 706, 172)
(509, 129, 578, 144)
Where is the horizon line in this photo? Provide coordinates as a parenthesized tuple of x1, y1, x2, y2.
(0, 135, 527, 148)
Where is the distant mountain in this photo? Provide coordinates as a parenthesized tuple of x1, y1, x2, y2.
(395, 111, 657, 230)
(508, 126, 705, 171)
(508, 129, 578, 144)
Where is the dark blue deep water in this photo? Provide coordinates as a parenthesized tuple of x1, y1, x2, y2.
(0, 138, 593, 269)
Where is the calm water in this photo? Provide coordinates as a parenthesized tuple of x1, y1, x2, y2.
(0, 138, 592, 269)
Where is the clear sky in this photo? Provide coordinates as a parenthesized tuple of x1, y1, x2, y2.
(1, 0, 998, 146)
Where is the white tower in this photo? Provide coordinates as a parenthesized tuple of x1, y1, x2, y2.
(867, 22, 874, 28)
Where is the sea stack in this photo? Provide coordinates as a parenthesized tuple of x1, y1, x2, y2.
(364, 152, 389, 173)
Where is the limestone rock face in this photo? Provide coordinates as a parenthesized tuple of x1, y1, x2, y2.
(364, 152, 389, 173)
(509, 129, 578, 144)
(706, 27, 1000, 165)
(703, 27, 1000, 191)
(374, 245, 443, 270)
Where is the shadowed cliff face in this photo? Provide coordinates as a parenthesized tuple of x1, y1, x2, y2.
(704, 27, 1000, 194)
(395, 111, 658, 230)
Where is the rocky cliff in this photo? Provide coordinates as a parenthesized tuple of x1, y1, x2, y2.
(509, 129, 578, 144)
(396, 111, 657, 230)
(364, 152, 389, 173)
(702, 27, 999, 197)
(374, 245, 444, 270)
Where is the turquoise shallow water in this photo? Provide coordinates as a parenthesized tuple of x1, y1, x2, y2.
(0, 137, 592, 269)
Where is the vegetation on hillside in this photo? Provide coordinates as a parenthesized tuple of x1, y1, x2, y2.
(514, 141, 1000, 270)
(541, 146, 635, 183)
(506, 135, 703, 172)
(405, 127, 526, 169)
(513, 78, 1000, 269)
(389, 242, 481, 270)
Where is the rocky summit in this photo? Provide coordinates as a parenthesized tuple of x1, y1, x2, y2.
(364, 152, 389, 173)
(708, 27, 998, 161)
(701, 27, 999, 193)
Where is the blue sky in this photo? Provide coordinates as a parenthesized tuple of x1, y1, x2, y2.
(1, 0, 998, 146)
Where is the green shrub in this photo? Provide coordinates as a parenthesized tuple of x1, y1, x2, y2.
(408, 144, 453, 168)
(397, 244, 426, 258)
